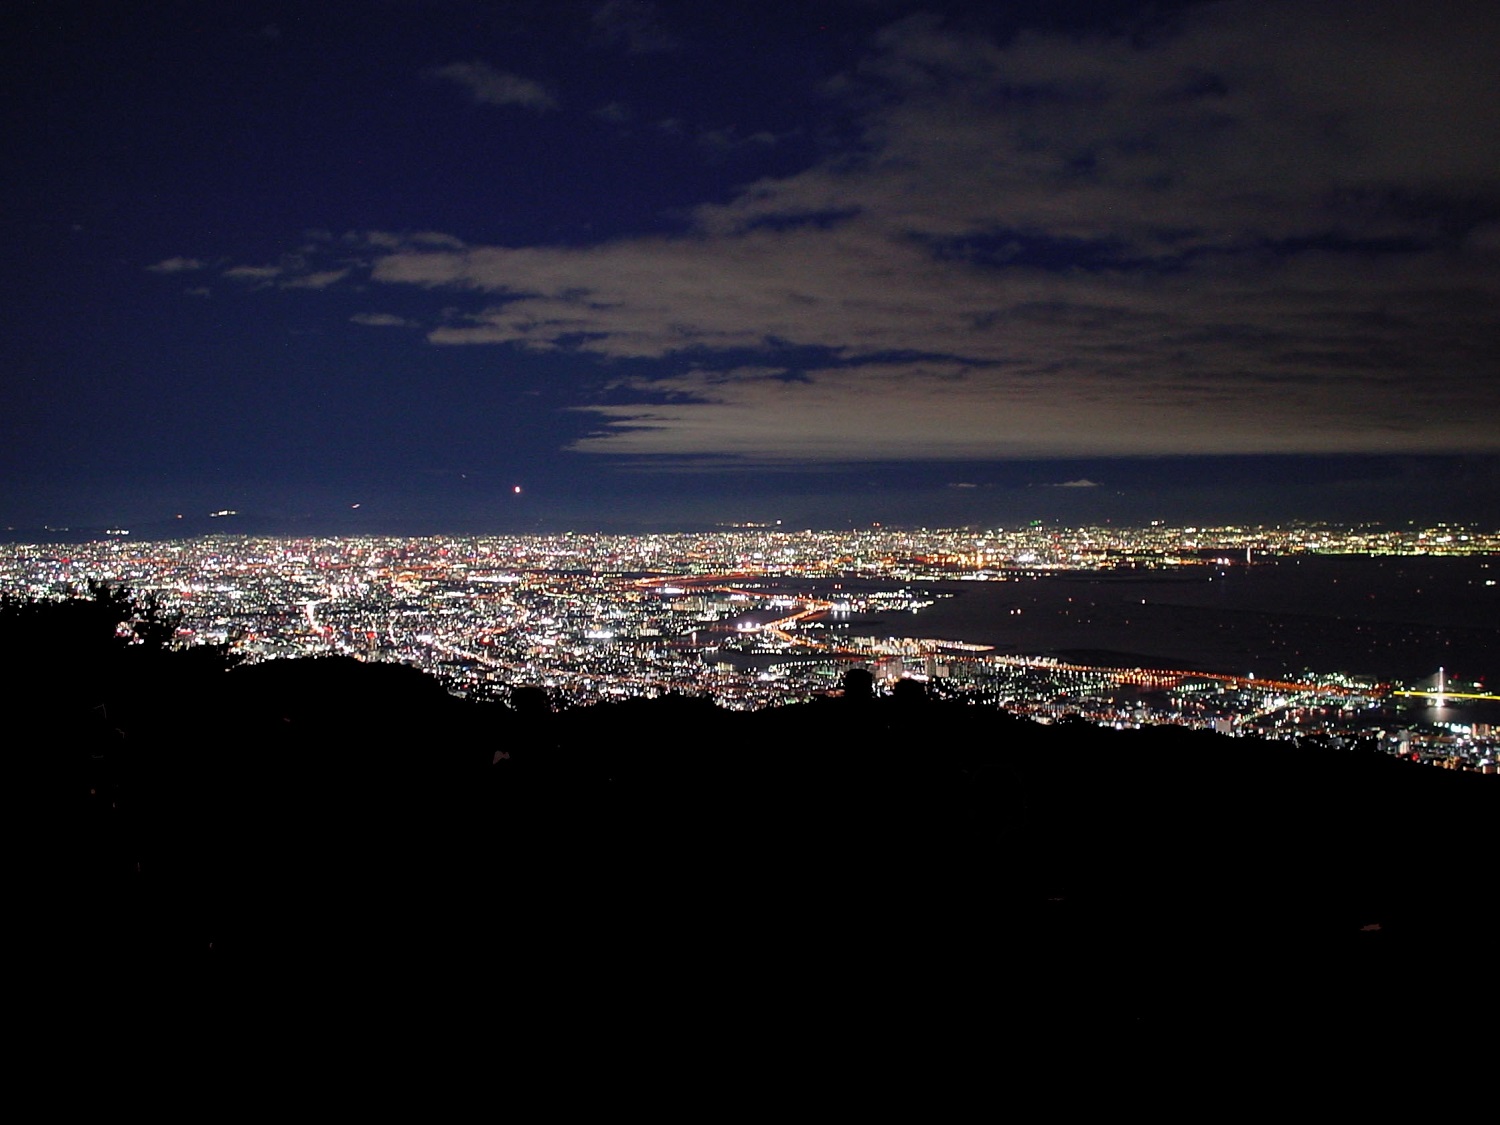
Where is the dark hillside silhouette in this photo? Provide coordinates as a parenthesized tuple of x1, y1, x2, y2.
(9, 588, 1492, 1033)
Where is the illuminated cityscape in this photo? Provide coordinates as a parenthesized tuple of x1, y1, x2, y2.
(3, 521, 1495, 770)
(10, 0, 1499, 1000)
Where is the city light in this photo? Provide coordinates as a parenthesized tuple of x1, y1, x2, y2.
(1, 522, 1494, 767)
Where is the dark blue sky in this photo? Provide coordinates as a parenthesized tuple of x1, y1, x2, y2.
(6, 0, 1499, 535)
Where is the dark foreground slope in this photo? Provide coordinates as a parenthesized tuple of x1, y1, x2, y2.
(12, 633, 1494, 1037)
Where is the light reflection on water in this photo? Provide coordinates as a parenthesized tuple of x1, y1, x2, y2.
(759, 555, 1498, 686)
(1401, 699, 1500, 727)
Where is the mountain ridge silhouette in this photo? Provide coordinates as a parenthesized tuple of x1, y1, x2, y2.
(7, 588, 1491, 1038)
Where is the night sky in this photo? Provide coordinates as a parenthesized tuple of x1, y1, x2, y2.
(7, 0, 1499, 535)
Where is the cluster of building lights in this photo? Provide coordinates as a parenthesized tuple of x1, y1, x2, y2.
(2, 523, 1495, 769)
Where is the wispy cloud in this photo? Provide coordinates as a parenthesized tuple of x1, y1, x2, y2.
(351, 312, 418, 328)
(222, 264, 283, 283)
(697, 127, 780, 158)
(431, 62, 557, 111)
(345, 230, 466, 252)
(147, 257, 205, 273)
(282, 269, 350, 290)
(590, 1, 680, 54)
(595, 101, 634, 124)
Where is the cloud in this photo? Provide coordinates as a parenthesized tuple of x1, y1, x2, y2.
(1466, 222, 1500, 255)
(1050, 480, 1100, 489)
(351, 312, 418, 328)
(565, 356, 1499, 462)
(282, 269, 350, 290)
(698, 1, 1500, 248)
(222, 264, 283, 283)
(698, 127, 780, 158)
(147, 257, 205, 273)
(228, 2, 1500, 465)
(431, 62, 557, 111)
(591, 1, 680, 54)
(345, 230, 467, 252)
(595, 101, 634, 124)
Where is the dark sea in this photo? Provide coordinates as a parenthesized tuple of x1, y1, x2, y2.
(773, 555, 1498, 714)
